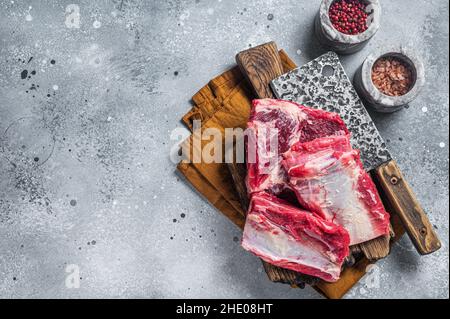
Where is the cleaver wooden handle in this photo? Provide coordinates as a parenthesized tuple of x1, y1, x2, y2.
(236, 41, 284, 99)
(375, 160, 441, 255)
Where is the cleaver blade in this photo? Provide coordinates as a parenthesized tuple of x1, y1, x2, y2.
(270, 51, 391, 172)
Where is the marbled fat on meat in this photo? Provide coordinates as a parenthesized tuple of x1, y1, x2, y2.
(282, 135, 391, 245)
(241, 192, 350, 282)
(246, 99, 348, 195)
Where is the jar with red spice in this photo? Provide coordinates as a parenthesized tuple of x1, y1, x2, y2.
(315, 0, 381, 54)
(354, 47, 425, 112)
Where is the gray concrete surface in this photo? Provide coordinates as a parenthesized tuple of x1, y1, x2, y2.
(0, 0, 448, 299)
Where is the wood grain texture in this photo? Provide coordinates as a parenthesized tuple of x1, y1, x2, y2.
(356, 233, 391, 260)
(227, 161, 249, 213)
(375, 160, 441, 255)
(262, 262, 320, 287)
(236, 42, 284, 99)
(354, 225, 394, 261)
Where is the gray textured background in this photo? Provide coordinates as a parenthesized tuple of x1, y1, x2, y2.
(0, 0, 448, 299)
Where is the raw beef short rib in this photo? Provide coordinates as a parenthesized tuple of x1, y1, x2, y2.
(241, 192, 350, 282)
(282, 135, 391, 245)
(246, 99, 348, 196)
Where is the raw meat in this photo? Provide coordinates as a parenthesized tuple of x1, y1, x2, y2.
(282, 135, 390, 245)
(241, 192, 350, 282)
(246, 99, 348, 196)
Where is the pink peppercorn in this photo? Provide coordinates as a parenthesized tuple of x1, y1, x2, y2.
(329, 0, 369, 35)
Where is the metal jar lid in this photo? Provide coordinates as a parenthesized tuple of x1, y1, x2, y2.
(355, 46, 426, 112)
(315, 0, 381, 54)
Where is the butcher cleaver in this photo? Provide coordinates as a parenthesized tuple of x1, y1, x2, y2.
(237, 42, 441, 255)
